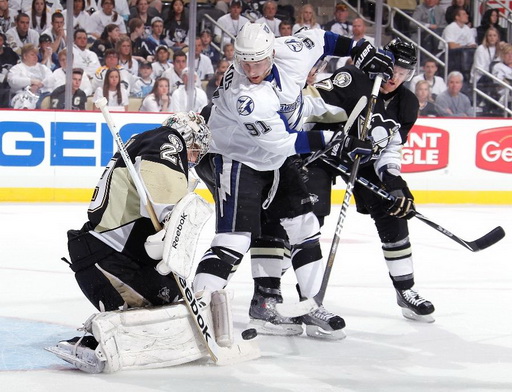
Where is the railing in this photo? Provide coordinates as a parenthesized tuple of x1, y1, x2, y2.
(201, 13, 235, 53)
(472, 66, 512, 117)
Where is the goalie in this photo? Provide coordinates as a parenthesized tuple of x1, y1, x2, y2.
(46, 112, 240, 373)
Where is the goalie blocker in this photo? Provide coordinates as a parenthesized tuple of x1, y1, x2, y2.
(46, 290, 260, 373)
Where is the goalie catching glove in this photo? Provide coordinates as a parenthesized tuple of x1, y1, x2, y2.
(382, 175, 416, 219)
(328, 134, 374, 165)
(351, 40, 395, 82)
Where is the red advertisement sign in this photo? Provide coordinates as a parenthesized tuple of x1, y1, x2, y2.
(402, 126, 449, 173)
(476, 127, 512, 173)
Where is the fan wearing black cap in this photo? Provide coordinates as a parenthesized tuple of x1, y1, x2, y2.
(37, 33, 60, 71)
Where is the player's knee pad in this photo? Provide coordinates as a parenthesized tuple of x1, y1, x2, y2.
(250, 237, 285, 280)
(280, 212, 320, 246)
(382, 237, 413, 279)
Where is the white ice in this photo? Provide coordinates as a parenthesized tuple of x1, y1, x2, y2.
(0, 203, 511, 391)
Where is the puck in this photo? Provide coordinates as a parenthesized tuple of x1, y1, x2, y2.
(241, 328, 257, 340)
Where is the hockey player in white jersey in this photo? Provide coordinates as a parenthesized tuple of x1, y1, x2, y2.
(45, 113, 252, 372)
(192, 23, 394, 340)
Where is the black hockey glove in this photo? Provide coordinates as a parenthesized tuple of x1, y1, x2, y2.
(328, 134, 373, 165)
(382, 175, 416, 219)
(351, 40, 395, 82)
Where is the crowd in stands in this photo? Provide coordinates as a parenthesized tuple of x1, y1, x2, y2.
(0, 0, 510, 117)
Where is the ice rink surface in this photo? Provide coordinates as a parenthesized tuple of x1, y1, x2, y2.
(1, 202, 511, 392)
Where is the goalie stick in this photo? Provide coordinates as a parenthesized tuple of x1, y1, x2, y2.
(320, 158, 506, 252)
(95, 98, 259, 365)
(277, 76, 383, 318)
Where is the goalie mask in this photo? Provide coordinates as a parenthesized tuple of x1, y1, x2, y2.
(162, 112, 211, 167)
(234, 23, 275, 82)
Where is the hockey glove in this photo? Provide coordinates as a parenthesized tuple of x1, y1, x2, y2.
(328, 134, 373, 165)
(382, 175, 416, 219)
(351, 40, 395, 82)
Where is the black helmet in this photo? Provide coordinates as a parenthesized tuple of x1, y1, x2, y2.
(384, 38, 417, 70)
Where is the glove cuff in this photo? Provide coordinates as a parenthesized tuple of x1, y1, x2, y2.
(383, 175, 408, 192)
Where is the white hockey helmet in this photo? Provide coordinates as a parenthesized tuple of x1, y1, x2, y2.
(162, 111, 211, 166)
(234, 22, 275, 76)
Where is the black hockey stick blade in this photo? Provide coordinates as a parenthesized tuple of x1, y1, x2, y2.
(414, 213, 506, 252)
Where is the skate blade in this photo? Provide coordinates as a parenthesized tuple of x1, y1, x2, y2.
(248, 319, 303, 336)
(305, 325, 346, 341)
(45, 346, 105, 373)
(401, 308, 435, 323)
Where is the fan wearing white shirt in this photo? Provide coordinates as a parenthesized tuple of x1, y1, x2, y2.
(255, 1, 281, 37)
(139, 76, 170, 112)
(72, 28, 101, 79)
(89, 0, 126, 39)
(93, 67, 129, 111)
(169, 67, 207, 112)
(53, 48, 93, 96)
(214, 0, 249, 46)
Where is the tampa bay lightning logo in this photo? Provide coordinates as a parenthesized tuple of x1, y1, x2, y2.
(285, 38, 304, 52)
(237, 96, 254, 116)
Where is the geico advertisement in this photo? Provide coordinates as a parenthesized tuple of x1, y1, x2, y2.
(0, 111, 511, 192)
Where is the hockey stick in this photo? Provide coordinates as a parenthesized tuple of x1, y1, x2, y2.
(301, 94, 368, 168)
(277, 76, 383, 318)
(95, 98, 259, 365)
(320, 158, 506, 252)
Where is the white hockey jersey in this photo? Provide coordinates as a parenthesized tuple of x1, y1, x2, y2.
(209, 29, 352, 171)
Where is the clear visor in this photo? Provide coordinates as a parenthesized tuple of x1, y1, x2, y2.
(234, 56, 273, 79)
(392, 65, 415, 83)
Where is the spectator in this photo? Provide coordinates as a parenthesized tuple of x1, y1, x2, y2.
(128, 18, 146, 62)
(215, 0, 229, 14)
(411, 0, 447, 55)
(441, 7, 476, 49)
(214, 0, 249, 46)
(50, 67, 87, 110)
(140, 16, 168, 61)
(492, 43, 512, 107)
(41, 11, 66, 54)
(53, 48, 93, 96)
(92, 48, 132, 91)
(129, 0, 159, 38)
(70, 0, 93, 32)
(29, 0, 50, 34)
(292, 4, 320, 34)
(255, 1, 282, 37)
(93, 67, 129, 111)
(161, 49, 194, 93)
(278, 20, 292, 37)
(6, 13, 39, 54)
(336, 18, 373, 69)
(200, 29, 220, 67)
(37, 33, 59, 70)
(151, 44, 171, 78)
(472, 26, 501, 84)
(72, 28, 101, 79)
(409, 59, 447, 99)
(0, 0, 16, 34)
(193, 36, 214, 81)
(435, 71, 472, 116)
(130, 61, 154, 97)
(169, 67, 207, 112)
(205, 59, 228, 102)
(116, 35, 138, 77)
(7, 43, 54, 109)
(415, 80, 438, 116)
(89, 0, 127, 39)
(476, 8, 507, 46)
(445, 0, 471, 26)
(0, 32, 19, 80)
(164, 0, 188, 51)
(322, 3, 352, 37)
(222, 42, 234, 64)
(139, 76, 169, 111)
(90, 23, 121, 63)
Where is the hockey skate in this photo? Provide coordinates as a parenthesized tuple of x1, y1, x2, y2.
(248, 285, 303, 336)
(396, 287, 435, 323)
(301, 306, 346, 341)
(45, 335, 105, 373)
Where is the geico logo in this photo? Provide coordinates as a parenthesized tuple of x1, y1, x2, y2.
(402, 126, 449, 173)
(0, 121, 160, 167)
(476, 128, 512, 173)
